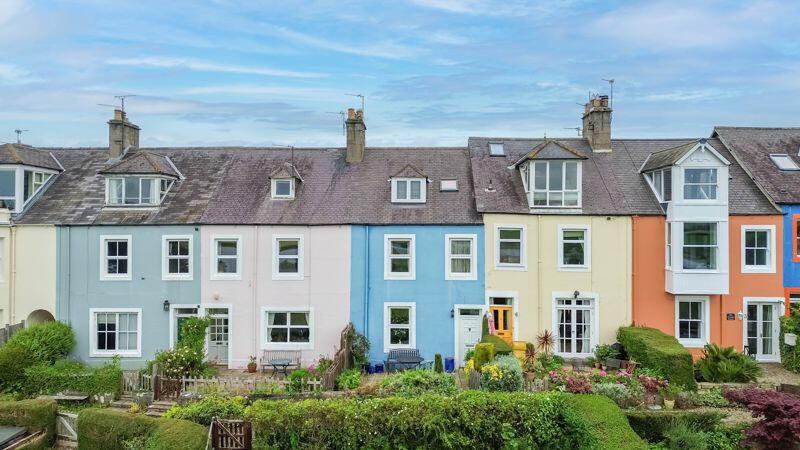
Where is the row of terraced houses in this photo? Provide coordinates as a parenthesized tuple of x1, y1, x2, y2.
(1, 97, 799, 369)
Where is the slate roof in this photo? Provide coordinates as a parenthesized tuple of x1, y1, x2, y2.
(469, 137, 777, 216)
(512, 140, 586, 167)
(0, 143, 63, 171)
(17, 146, 481, 225)
(99, 150, 181, 178)
(713, 127, 800, 204)
(639, 141, 697, 172)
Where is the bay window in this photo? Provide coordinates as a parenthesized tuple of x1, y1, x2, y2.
(683, 223, 717, 270)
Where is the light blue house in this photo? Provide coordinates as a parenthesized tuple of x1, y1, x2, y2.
(350, 224, 485, 366)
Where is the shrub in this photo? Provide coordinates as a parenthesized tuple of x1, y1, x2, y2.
(0, 344, 33, 393)
(77, 408, 158, 450)
(380, 370, 458, 397)
(0, 399, 57, 447)
(151, 346, 209, 379)
(246, 391, 597, 449)
(347, 326, 370, 367)
(625, 410, 725, 443)
(473, 342, 494, 371)
(661, 420, 710, 450)
(723, 386, 800, 449)
(23, 358, 122, 397)
(309, 355, 333, 377)
(480, 315, 512, 354)
(480, 354, 523, 392)
(696, 344, 762, 382)
(286, 368, 311, 393)
(594, 344, 619, 364)
(676, 387, 729, 409)
(164, 394, 246, 426)
(145, 418, 207, 450)
(567, 395, 649, 450)
(535, 352, 564, 373)
(779, 304, 799, 373)
(564, 374, 593, 394)
(434, 353, 443, 373)
(617, 327, 696, 389)
(592, 383, 645, 409)
(335, 368, 361, 390)
(177, 316, 210, 351)
(4, 321, 75, 364)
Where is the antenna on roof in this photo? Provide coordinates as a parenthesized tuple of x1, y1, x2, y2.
(13, 129, 29, 144)
(326, 111, 346, 135)
(271, 144, 297, 173)
(99, 95, 137, 156)
(563, 127, 581, 137)
(345, 93, 365, 114)
(601, 78, 614, 109)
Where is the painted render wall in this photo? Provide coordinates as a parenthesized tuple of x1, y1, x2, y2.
(200, 225, 351, 368)
(633, 215, 784, 358)
(483, 214, 632, 354)
(350, 225, 485, 364)
(783, 205, 800, 290)
(57, 225, 201, 369)
(0, 224, 57, 327)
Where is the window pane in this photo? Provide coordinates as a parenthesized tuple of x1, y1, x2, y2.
(564, 162, 577, 190)
(0, 171, 15, 197)
(390, 328, 409, 345)
(390, 308, 410, 325)
(679, 302, 689, 319)
(268, 328, 288, 342)
(685, 169, 716, 183)
(450, 239, 471, 255)
(269, 312, 287, 325)
(396, 181, 407, 199)
(178, 240, 189, 255)
(562, 230, 584, 241)
(499, 242, 521, 264)
(499, 229, 520, 240)
(533, 192, 547, 206)
(218, 240, 237, 256)
(391, 258, 409, 273)
(684, 223, 715, 245)
(745, 249, 755, 266)
(108, 179, 123, 204)
(391, 240, 409, 255)
(548, 191, 562, 206)
(141, 179, 153, 203)
(275, 180, 291, 196)
(755, 249, 767, 266)
(745, 231, 755, 248)
(534, 163, 547, 190)
(217, 257, 236, 274)
(690, 302, 701, 319)
(289, 328, 310, 342)
(756, 231, 767, 248)
(289, 312, 309, 326)
(278, 240, 299, 256)
(124, 178, 140, 204)
(563, 242, 584, 265)
(279, 258, 298, 273)
(409, 180, 421, 199)
(548, 162, 562, 190)
(563, 192, 579, 206)
(683, 246, 716, 270)
(451, 258, 471, 274)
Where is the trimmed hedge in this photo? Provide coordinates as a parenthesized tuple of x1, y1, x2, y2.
(77, 408, 208, 450)
(568, 395, 648, 450)
(23, 359, 122, 397)
(4, 321, 75, 364)
(246, 391, 596, 449)
(617, 326, 696, 388)
(0, 344, 33, 393)
(780, 304, 800, 373)
(0, 399, 57, 448)
(625, 410, 725, 443)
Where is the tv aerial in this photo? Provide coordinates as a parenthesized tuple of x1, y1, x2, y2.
(13, 129, 29, 144)
(326, 111, 346, 135)
(345, 93, 365, 113)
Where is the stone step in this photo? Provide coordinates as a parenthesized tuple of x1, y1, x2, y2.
(109, 401, 134, 409)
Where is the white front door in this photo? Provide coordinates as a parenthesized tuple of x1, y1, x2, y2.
(206, 308, 229, 365)
(746, 302, 780, 362)
(456, 307, 483, 366)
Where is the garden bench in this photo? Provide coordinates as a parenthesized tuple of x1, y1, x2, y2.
(385, 349, 423, 372)
(260, 350, 301, 375)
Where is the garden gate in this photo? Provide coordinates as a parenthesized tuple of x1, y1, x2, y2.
(210, 418, 251, 450)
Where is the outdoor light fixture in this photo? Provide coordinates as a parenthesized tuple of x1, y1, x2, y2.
(450, 308, 454, 318)
(163, 300, 170, 312)
(573, 290, 580, 299)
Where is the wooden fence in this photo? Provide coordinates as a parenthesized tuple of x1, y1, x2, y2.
(55, 412, 78, 443)
(211, 418, 252, 450)
(121, 371, 153, 393)
(0, 321, 24, 346)
(181, 376, 322, 395)
(322, 323, 354, 390)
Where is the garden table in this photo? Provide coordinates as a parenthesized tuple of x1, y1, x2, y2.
(269, 358, 292, 375)
(396, 355, 424, 371)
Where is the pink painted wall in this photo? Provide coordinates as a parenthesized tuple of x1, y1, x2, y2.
(201, 225, 351, 368)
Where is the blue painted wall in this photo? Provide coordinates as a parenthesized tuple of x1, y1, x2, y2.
(350, 225, 485, 364)
(783, 205, 800, 288)
(56, 225, 201, 369)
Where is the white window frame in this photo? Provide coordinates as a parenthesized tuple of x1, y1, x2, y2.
(530, 160, 582, 208)
(391, 178, 426, 204)
(271, 178, 295, 200)
(682, 222, 718, 272)
(260, 307, 314, 350)
(666, 222, 673, 269)
(445, 234, 477, 280)
(383, 302, 416, 353)
(489, 143, 505, 156)
(494, 224, 527, 270)
(682, 168, 718, 201)
(100, 235, 132, 281)
(741, 225, 776, 274)
(210, 235, 242, 280)
(105, 176, 160, 206)
(675, 296, 710, 348)
(384, 234, 416, 280)
(23, 170, 53, 206)
(440, 179, 458, 192)
(89, 308, 142, 357)
(769, 154, 799, 171)
(272, 235, 304, 280)
(557, 225, 590, 271)
(551, 291, 599, 358)
(161, 235, 193, 281)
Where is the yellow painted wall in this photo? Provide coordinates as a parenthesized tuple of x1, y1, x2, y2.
(0, 225, 10, 326)
(0, 225, 57, 326)
(484, 214, 632, 350)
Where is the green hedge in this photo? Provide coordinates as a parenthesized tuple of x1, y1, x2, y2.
(617, 326, 696, 388)
(23, 359, 122, 397)
(625, 410, 724, 443)
(246, 391, 596, 449)
(0, 399, 57, 448)
(4, 321, 75, 364)
(567, 395, 649, 450)
(76, 408, 208, 450)
(780, 305, 800, 373)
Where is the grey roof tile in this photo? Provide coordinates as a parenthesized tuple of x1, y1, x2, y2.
(640, 141, 697, 172)
(0, 143, 63, 171)
(99, 150, 181, 178)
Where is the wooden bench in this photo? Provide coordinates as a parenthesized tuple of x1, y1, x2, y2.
(260, 350, 301, 374)
(385, 349, 422, 372)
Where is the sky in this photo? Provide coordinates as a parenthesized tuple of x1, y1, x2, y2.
(1, 0, 799, 148)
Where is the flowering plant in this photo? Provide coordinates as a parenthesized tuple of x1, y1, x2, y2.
(638, 373, 669, 393)
(480, 355, 523, 391)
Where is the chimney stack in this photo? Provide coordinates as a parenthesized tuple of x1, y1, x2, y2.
(581, 95, 612, 152)
(345, 108, 366, 163)
(108, 109, 140, 159)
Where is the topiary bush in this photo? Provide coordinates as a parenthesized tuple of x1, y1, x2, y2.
(473, 342, 494, 371)
(335, 368, 361, 390)
(246, 391, 598, 449)
(567, 395, 648, 449)
(780, 304, 800, 373)
(77, 408, 158, 450)
(480, 354, 523, 392)
(23, 358, 122, 397)
(480, 315, 512, 354)
(695, 344, 762, 382)
(724, 386, 800, 449)
(4, 321, 75, 364)
(379, 370, 458, 397)
(434, 353, 443, 373)
(617, 327, 696, 389)
(145, 418, 207, 450)
(164, 394, 246, 426)
(0, 399, 58, 447)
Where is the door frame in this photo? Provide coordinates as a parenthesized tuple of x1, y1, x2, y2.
(169, 303, 201, 349)
(551, 291, 600, 358)
(453, 304, 486, 367)
(169, 303, 234, 369)
(485, 291, 519, 341)
(204, 304, 233, 369)
(742, 297, 783, 362)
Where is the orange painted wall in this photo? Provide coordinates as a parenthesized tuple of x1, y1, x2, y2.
(633, 215, 783, 358)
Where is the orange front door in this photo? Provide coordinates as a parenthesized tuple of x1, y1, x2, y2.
(490, 306, 513, 344)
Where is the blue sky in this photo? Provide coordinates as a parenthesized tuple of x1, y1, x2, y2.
(1, 0, 799, 147)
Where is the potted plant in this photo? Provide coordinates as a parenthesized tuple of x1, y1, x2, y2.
(522, 342, 538, 381)
(625, 358, 638, 372)
(593, 344, 618, 370)
(247, 355, 258, 373)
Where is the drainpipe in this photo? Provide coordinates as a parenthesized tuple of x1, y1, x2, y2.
(631, 217, 637, 325)
(65, 226, 71, 324)
(9, 225, 16, 324)
(362, 225, 370, 334)
(537, 216, 542, 335)
(253, 227, 259, 365)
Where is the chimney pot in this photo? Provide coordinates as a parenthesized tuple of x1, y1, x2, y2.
(347, 108, 356, 120)
(345, 108, 365, 163)
(581, 96, 612, 152)
(108, 111, 141, 159)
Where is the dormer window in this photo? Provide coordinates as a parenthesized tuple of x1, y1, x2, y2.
(531, 161, 580, 207)
(106, 176, 171, 206)
(271, 178, 295, 200)
(769, 154, 799, 171)
(645, 168, 672, 202)
(0, 170, 16, 210)
(392, 178, 426, 203)
(683, 168, 717, 200)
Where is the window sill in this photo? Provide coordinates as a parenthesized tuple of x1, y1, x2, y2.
(494, 264, 527, 272)
(272, 273, 304, 281)
(558, 265, 590, 272)
(677, 339, 707, 348)
(445, 273, 477, 281)
(555, 352, 592, 359)
(262, 342, 312, 351)
(741, 266, 776, 274)
(163, 275, 193, 281)
(100, 275, 132, 282)
(385, 274, 416, 281)
(384, 344, 414, 353)
(90, 350, 141, 358)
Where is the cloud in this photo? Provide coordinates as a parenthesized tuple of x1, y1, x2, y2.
(179, 84, 344, 100)
(263, 25, 422, 60)
(106, 57, 326, 78)
(0, 64, 42, 85)
(641, 89, 738, 102)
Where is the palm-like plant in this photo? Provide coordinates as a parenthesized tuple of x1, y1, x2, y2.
(696, 344, 762, 382)
(523, 342, 538, 372)
(536, 330, 554, 354)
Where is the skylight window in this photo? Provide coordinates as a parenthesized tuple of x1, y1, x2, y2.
(769, 154, 799, 171)
(271, 178, 295, 200)
(489, 143, 505, 156)
(440, 179, 458, 191)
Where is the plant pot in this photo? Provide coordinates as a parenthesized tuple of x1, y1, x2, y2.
(664, 399, 675, 410)
(247, 363, 257, 373)
(524, 372, 537, 382)
(594, 362, 601, 369)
